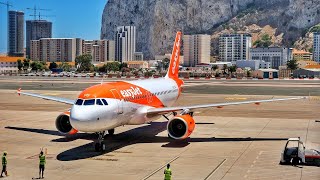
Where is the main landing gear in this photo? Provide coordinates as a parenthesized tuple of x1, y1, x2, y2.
(94, 129, 115, 152)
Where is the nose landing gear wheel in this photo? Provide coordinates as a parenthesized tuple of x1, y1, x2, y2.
(95, 143, 101, 152)
(95, 131, 106, 152)
(108, 129, 115, 135)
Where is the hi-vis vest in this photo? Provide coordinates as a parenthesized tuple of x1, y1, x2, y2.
(164, 168, 172, 180)
(39, 155, 46, 165)
(2, 156, 7, 166)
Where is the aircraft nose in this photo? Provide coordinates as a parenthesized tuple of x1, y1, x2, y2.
(70, 106, 99, 132)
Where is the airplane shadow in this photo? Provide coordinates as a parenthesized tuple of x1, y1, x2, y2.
(5, 122, 288, 162)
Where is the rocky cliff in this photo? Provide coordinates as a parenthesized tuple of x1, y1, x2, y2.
(101, 0, 320, 59)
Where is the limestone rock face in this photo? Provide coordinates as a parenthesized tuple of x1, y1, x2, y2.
(101, 0, 320, 59)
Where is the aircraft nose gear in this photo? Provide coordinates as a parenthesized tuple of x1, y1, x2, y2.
(95, 131, 106, 152)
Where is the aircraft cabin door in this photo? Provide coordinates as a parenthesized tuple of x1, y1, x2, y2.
(110, 89, 123, 114)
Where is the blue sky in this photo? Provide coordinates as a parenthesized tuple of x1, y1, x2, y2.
(0, 0, 108, 53)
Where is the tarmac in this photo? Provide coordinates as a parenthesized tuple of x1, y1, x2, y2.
(0, 76, 319, 179)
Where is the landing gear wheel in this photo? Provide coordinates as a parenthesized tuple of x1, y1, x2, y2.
(100, 142, 106, 151)
(95, 142, 101, 152)
(95, 131, 106, 152)
(108, 129, 115, 135)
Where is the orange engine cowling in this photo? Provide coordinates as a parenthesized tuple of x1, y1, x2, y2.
(55, 111, 78, 135)
(167, 114, 195, 139)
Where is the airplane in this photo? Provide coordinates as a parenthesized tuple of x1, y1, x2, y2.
(17, 31, 305, 152)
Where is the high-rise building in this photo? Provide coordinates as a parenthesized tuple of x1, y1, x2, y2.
(82, 40, 115, 63)
(31, 38, 77, 62)
(115, 26, 136, 62)
(219, 34, 252, 62)
(26, 20, 52, 58)
(183, 34, 211, 67)
(314, 32, 320, 62)
(249, 47, 290, 69)
(8, 10, 24, 57)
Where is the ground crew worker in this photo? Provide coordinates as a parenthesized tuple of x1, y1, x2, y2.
(39, 151, 46, 179)
(164, 164, 172, 180)
(1, 151, 8, 177)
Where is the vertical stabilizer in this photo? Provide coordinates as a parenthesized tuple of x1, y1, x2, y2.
(166, 31, 182, 79)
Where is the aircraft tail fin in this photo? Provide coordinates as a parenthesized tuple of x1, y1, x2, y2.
(165, 31, 182, 79)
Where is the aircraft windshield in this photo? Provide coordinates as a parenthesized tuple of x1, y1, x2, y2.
(75, 99, 108, 106)
(75, 99, 83, 105)
(84, 99, 95, 105)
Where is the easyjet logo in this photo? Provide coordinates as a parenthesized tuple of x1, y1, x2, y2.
(120, 87, 142, 98)
(171, 35, 181, 75)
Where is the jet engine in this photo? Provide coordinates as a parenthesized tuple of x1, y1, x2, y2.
(55, 112, 78, 135)
(167, 114, 195, 139)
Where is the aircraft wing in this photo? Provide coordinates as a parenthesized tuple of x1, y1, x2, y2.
(17, 89, 74, 105)
(147, 97, 306, 115)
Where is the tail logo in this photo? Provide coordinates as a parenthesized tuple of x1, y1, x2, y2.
(171, 35, 181, 75)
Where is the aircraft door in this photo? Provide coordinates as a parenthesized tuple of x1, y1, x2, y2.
(110, 89, 123, 114)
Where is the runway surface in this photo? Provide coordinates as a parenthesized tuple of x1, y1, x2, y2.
(0, 76, 319, 179)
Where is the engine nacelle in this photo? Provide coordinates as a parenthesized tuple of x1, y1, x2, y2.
(55, 112, 78, 135)
(167, 114, 195, 139)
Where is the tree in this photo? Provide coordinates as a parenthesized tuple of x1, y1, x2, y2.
(287, 59, 299, 70)
(23, 59, 30, 72)
(17, 59, 23, 72)
(30, 61, 45, 72)
(253, 34, 272, 48)
(58, 62, 72, 71)
(75, 54, 93, 72)
(49, 62, 58, 70)
(109, 62, 120, 72)
(228, 65, 237, 74)
(223, 64, 228, 74)
(162, 58, 170, 70)
(119, 62, 128, 70)
(211, 65, 218, 72)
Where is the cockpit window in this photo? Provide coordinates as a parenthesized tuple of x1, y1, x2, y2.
(75, 99, 83, 105)
(96, 99, 104, 106)
(83, 99, 95, 105)
(101, 99, 108, 105)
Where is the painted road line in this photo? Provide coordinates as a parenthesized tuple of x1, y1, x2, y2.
(204, 158, 227, 180)
(141, 155, 180, 180)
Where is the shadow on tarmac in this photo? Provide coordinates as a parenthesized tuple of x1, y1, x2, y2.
(5, 122, 288, 161)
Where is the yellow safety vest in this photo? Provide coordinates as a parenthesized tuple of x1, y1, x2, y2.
(39, 155, 46, 165)
(164, 168, 172, 180)
(2, 156, 7, 166)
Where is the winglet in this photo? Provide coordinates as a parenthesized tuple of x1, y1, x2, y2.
(17, 88, 21, 96)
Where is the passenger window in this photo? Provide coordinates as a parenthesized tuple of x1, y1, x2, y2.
(101, 99, 108, 105)
(84, 99, 95, 105)
(75, 99, 83, 105)
(96, 99, 104, 106)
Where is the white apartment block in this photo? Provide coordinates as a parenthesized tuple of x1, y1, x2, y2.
(82, 40, 115, 63)
(115, 26, 136, 62)
(31, 38, 77, 62)
(249, 47, 290, 69)
(219, 34, 252, 62)
(183, 34, 211, 67)
(314, 32, 320, 62)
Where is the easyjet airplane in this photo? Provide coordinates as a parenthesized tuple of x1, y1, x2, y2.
(18, 31, 304, 152)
